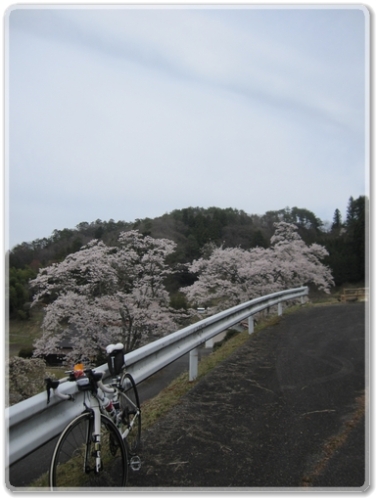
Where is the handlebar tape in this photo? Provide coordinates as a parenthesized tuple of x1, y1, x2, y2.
(45, 378, 60, 404)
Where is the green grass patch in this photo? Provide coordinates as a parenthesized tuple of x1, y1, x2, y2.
(7, 310, 44, 358)
(7, 310, 66, 384)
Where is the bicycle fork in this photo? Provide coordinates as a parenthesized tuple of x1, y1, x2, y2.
(83, 404, 103, 475)
(93, 407, 104, 474)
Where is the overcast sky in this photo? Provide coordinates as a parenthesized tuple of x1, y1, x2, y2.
(6, 4, 369, 249)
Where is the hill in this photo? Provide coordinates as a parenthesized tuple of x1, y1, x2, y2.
(7, 197, 368, 319)
(9, 205, 323, 269)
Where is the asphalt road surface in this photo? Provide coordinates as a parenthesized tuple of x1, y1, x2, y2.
(8, 303, 367, 491)
(128, 303, 367, 490)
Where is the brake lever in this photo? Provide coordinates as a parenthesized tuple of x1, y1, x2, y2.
(45, 377, 75, 404)
(45, 378, 59, 404)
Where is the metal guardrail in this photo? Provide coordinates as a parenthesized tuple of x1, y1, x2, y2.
(5, 286, 308, 468)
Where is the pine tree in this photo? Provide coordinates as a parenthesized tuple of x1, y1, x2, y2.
(331, 208, 342, 231)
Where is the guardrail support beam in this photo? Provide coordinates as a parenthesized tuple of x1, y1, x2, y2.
(189, 348, 199, 381)
(278, 302, 283, 316)
(248, 315, 254, 334)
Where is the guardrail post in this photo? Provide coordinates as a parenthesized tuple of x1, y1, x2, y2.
(278, 302, 283, 316)
(205, 338, 214, 348)
(248, 315, 254, 334)
(189, 348, 199, 381)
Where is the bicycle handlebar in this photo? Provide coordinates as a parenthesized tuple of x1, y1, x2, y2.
(45, 369, 115, 404)
(45, 343, 124, 404)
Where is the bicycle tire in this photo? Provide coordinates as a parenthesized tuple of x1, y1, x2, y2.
(119, 372, 141, 454)
(50, 412, 128, 489)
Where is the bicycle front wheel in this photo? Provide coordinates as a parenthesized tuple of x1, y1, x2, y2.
(120, 373, 141, 454)
(50, 412, 128, 489)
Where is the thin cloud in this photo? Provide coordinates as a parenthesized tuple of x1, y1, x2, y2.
(6, 6, 368, 248)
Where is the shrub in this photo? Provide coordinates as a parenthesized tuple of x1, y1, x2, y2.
(6, 356, 51, 406)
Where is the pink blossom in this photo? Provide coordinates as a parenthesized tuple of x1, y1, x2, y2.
(31, 232, 178, 364)
(181, 222, 334, 312)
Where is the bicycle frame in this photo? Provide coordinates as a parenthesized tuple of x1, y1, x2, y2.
(48, 373, 125, 480)
(49, 371, 140, 443)
(46, 343, 141, 487)
(110, 379, 137, 432)
(81, 380, 141, 478)
(85, 393, 103, 475)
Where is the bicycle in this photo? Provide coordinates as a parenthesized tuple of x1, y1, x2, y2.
(45, 343, 141, 489)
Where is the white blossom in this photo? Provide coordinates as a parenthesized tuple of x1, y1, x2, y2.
(181, 222, 334, 312)
(31, 232, 177, 365)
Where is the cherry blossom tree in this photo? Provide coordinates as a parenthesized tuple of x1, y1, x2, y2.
(181, 222, 334, 313)
(31, 231, 178, 365)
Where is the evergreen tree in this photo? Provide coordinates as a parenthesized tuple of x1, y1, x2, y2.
(331, 209, 342, 231)
(345, 196, 368, 282)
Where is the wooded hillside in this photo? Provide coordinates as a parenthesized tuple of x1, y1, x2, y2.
(8, 196, 368, 320)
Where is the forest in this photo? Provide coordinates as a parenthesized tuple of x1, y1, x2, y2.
(8, 195, 368, 322)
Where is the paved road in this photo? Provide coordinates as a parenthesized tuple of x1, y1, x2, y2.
(8, 303, 367, 490)
(128, 303, 367, 490)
